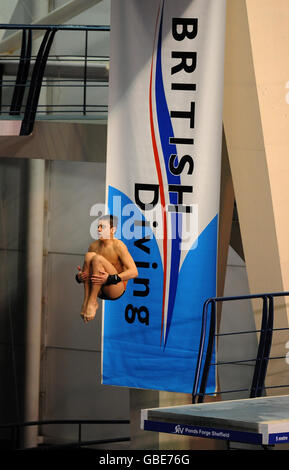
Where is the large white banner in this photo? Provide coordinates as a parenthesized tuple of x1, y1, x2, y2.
(102, 0, 226, 393)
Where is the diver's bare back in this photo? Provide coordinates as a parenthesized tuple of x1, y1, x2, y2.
(89, 239, 124, 273)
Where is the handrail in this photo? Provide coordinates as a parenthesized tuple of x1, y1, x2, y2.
(0, 418, 130, 451)
(0, 24, 109, 133)
(192, 290, 289, 403)
(0, 418, 130, 428)
(0, 24, 110, 31)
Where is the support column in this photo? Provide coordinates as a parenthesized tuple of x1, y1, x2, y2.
(23, 159, 45, 448)
(223, 0, 289, 394)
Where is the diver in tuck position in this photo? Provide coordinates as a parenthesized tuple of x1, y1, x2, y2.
(76, 214, 138, 323)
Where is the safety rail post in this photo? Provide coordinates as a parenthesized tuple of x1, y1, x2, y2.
(257, 295, 274, 397)
(10, 28, 32, 116)
(249, 296, 268, 398)
(83, 29, 88, 116)
(192, 291, 289, 404)
(0, 23, 110, 132)
(197, 300, 216, 403)
(20, 28, 56, 135)
(192, 299, 211, 403)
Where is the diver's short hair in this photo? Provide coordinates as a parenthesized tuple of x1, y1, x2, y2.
(99, 214, 118, 228)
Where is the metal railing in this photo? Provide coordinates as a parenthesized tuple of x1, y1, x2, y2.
(3, 292, 289, 448)
(0, 418, 130, 451)
(192, 291, 289, 403)
(0, 24, 110, 134)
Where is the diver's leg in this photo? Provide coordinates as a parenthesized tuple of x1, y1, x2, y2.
(80, 252, 95, 320)
(85, 254, 124, 322)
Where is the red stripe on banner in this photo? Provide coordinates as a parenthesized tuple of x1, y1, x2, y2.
(149, 7, 167, 345)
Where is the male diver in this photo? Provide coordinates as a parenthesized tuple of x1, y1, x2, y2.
(76, 215, 138, 323)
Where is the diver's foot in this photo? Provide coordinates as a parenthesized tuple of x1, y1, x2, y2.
(83, 300, 98, 323)
(80, 299, 88, 320)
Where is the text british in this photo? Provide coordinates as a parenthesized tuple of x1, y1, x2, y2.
(125, 17, 198, 326)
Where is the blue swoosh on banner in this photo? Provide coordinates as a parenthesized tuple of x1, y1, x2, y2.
(155, 3, 182, 347)
(106, 186, 164, 341)
(103, 184, 218, 393)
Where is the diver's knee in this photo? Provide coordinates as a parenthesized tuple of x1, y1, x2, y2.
(84, 252, 97, 263)
(91, 253, 105, 264)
